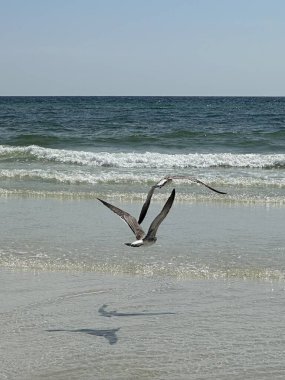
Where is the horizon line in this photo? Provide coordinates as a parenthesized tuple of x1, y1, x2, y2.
(1, 94, 285, 98)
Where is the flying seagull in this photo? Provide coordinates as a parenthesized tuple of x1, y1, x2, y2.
(155, 175, 226, 194)
(138, 175, 226, 224)
(98, 189, 175, 247)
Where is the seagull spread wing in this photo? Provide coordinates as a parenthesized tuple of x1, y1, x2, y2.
(139, 175, 225, 224)
(145, 189, 175, 240)
(155, 175, 226, 195)
(138, 185, 156, 225)
(97, 198, 145, 240)
(170, 175, 227, 194)
(138, 177, 174, 224)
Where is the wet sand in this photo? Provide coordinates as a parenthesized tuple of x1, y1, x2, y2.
(1, 268, 285, 380)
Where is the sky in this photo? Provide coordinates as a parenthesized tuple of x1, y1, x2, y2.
(1, 0, 285, 96)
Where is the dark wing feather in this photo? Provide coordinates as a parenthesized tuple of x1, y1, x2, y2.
(193, 178, 227, 194)
(171, 175, 227, 195)
(138, 177, 175, 224)
(138, 174, 225, 228)
(97, 198, 145, 240)
(145, 189, 175, 240)
(138, 185, 156, 224)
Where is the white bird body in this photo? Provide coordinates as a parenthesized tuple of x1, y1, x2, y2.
(129, 239, 144, 247)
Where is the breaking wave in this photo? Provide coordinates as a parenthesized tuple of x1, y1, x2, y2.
(0, 168, 284, 188)
(1, 145, 285, 169)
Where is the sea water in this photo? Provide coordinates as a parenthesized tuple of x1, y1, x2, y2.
(0, 96, 284, 203)
(0, 96, 284, 379)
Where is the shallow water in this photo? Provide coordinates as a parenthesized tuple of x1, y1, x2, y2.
(0, 197, 284, 281)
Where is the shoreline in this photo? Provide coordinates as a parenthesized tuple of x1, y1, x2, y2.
(1, 197, 284, 282)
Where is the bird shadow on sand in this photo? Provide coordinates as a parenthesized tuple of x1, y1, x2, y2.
(98, 304, 176, 318)
(46, 306, 174, 345)
(46, 327, 120, 345)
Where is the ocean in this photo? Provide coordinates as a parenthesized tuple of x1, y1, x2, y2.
(0, 96, 284, 204)
(1, 96, 285, 379)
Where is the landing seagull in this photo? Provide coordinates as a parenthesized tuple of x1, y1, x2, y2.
(98, 189, 175, 247)
(138, 175, 226, 224)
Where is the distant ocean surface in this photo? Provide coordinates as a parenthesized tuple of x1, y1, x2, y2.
(0, 96, 284, 203)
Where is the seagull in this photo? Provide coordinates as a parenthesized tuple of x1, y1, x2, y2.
(138, 175, 226, 224)
(155, 175, 226, 194)
(98, 189, 175, 247)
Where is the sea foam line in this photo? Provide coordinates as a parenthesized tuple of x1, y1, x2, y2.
(1, 145, 285, 168)
(0, 169, 284, 188)
(1, 254, 284, 282)
(0, 188, 284, 205)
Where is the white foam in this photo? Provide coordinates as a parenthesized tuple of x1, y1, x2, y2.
(1, 145, 284, 169)
(1, 168, 284, 188)
(0, 169, 143, 184)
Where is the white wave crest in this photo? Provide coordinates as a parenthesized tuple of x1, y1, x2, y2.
(0, 169, 284, 190)
(1, 145, 285, 168)
(0, 169, 142, 184)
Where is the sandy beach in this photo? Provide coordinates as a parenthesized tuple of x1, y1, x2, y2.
(1, 196, 285, 379)
(1, 267, 285, 380)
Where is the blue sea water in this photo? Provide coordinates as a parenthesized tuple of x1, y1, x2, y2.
(0, 96, 284, 203)
(1, 96, 285, 153)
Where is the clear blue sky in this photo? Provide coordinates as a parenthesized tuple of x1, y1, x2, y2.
(1, 0, 285, 96)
